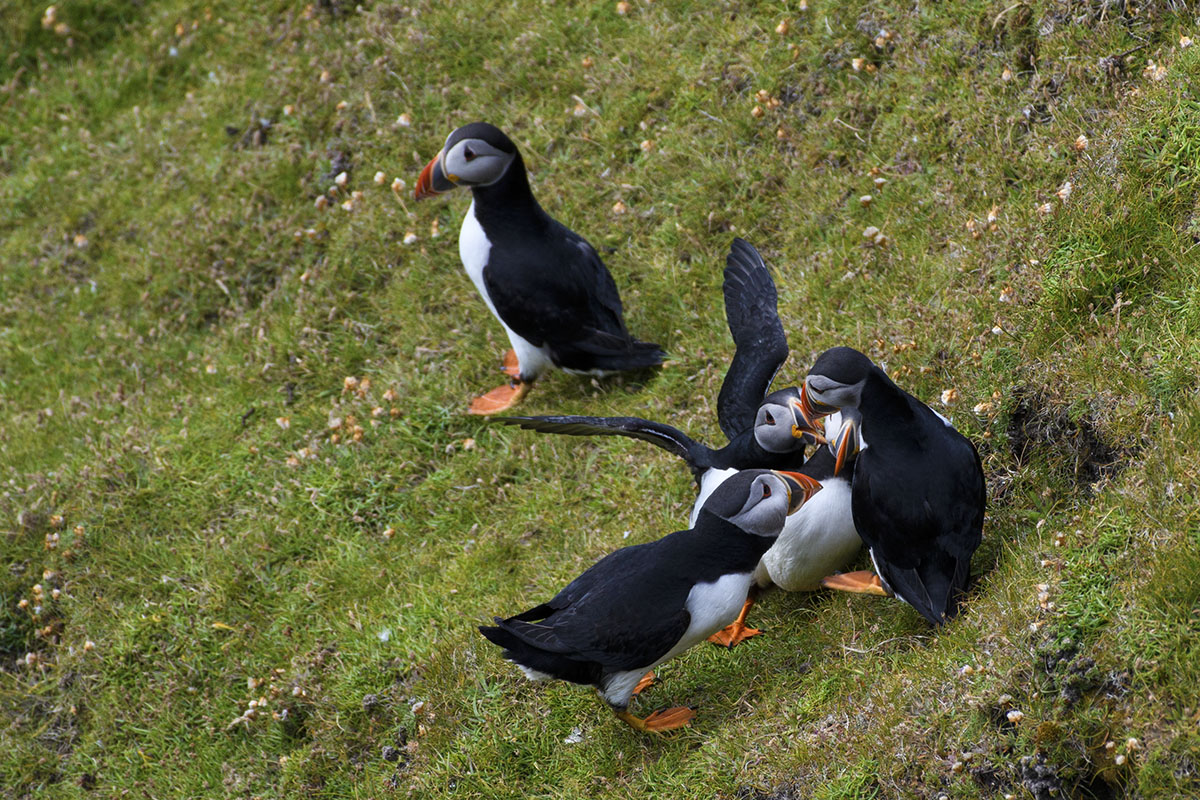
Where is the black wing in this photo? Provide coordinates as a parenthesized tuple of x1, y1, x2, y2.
(483, 224, 664, 371)
(496, 542, 693, 670)
(717, 238, 789, 440)
(493, 415, 700, 471)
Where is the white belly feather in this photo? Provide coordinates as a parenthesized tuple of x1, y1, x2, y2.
(459, 201, 553, 380)
(600, 571, 752, 707)
(755, 476, 861, 591)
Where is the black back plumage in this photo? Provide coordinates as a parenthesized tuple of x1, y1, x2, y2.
(824, 354, 985, 625)
(467, 133, 665, 372)
(493, 238, 803, 482)
(479, 507, 773, 689)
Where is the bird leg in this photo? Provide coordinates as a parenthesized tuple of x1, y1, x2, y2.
(631, 671, 656, 695)
(707, 590, 762, 648)
(468, 380, 531, 415)
(615, 707, 695, 732)
(500, 349, 520, 378)
(821, 570, 890, 596)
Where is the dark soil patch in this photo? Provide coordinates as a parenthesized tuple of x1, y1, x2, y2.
(1006, 388, 1131, 487)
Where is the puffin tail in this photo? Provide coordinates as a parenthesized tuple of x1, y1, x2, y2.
(581, 338, 667, 371)
(478, 620, 602, 687)
(553, 330, 666, 373)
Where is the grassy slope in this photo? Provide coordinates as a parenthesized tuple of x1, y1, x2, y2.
(1, 1, 1198, 798)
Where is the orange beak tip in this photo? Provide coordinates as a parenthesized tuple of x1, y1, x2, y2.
(414, 154, 441, 200)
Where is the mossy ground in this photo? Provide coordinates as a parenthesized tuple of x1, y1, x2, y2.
(2, 1, 1198, 798)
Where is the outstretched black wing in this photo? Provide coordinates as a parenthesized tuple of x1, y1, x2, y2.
(494, 415, 698, 468)
(717, 238, 789, 441)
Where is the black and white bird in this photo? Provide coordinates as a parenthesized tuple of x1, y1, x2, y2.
(414, 122, 665, 414)
(496, 239, 861, 645)
(798, 346, 986, 625)
(479, 468, 821, 732)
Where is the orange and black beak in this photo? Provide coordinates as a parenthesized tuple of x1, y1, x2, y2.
(414, 152, 456, 199)
(774, 470, 822, 513)
(798, 382, 837, 429)
(831, 414, 861, 476)
(788, 395, 828, 447)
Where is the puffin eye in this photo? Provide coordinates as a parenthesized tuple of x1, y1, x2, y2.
(763, 411, 775, 425)
(761, 483, 771, 499)
(463, 147, 477, 162)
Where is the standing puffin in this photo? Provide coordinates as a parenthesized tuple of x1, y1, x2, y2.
(496, 239, 861, 646)
(479, 468, 821, 732)
(414, 122, 665, 414)
(798, 346, 986, 625)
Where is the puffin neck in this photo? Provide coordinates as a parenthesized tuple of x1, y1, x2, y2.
(691, 510, 778, 562)
(468, 153, 547, 229)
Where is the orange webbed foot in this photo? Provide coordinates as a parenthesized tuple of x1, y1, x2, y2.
(616, 707, 695, 732)
(706, 595, 761, 648)
(500, 349, 520, 378)
(632, 671, 656, 695)
(821, 570, 890, 596)
(467, 381, 531, 415)
(707, 621, 763, 648)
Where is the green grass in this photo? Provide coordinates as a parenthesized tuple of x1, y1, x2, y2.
(2, 1, 1199, 797)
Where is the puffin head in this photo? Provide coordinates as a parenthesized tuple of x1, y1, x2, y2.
(701, 468, 822, 538)
(753, 387, 827, 453)
(414, 122, 520, 199)
(799, 346, 874, 426)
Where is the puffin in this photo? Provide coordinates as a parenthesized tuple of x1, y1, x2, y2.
(478, 468, 822, 732)
(414, 122, 665, 414)
(496, 239, 862, 646)
(798, 346, 986, 625)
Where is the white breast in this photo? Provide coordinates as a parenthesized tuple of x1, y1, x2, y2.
(756, 476, 861, 591)
(458, 201, 553, 380)
(599, 571, 753, 708)
(824, 410, 869, 453)
(674, 572, 755, 654)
